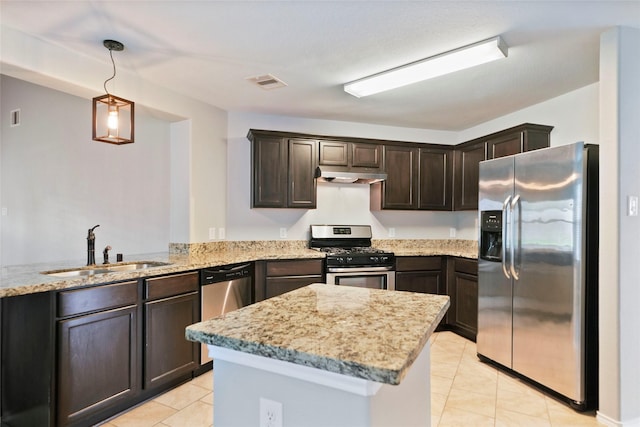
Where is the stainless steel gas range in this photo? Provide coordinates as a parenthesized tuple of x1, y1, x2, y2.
(309, 225, 395, 290)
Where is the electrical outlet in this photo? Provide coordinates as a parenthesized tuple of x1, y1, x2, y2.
(208, 227, 216, 240)
(279, 228, 287, 239)
(218, 228, 226, 240)
(388, 227, 396, 237)
(449, 227, 456, 238)
(260, 398, 283, 427)
(1, 207, 7, 216)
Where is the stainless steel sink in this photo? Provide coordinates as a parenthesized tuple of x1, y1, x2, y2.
(42, 261, 171, 278)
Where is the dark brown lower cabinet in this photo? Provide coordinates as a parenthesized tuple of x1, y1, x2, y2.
(57, 305, 139, 426)
(255, 259, 324, 301)
(144, 291, 199, 390)
(56, 280, 140, 427)
(395, 256, 447, 329)
(447, 258, 478, 341)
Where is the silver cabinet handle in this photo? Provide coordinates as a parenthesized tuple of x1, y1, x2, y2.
(502, 195, 512, 279)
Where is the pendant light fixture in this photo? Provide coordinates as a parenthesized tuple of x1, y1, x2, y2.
(92, 39, 134, 144)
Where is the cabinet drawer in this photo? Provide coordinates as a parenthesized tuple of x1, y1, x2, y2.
(396, 256, 442, 272)
(266, 259, 324, 277)
(57, 280, 138, 318)
(265, 276, 322, 299)
(145, 271, 199, 301)
(454, 258, 478, 275)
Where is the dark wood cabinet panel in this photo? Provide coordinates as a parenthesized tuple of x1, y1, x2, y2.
(251, 135, 288, 208)
(419, 147, 453, 210)
(379, 145, 418, 209)
(57, 280, 138, 317)
(144, 292, 199, 390)
(1, 293, 54, 427)
(351, 142, 381, 169)
(453, 141, 486, 211)
(487, 133, 521, 159)
(249, 131, 317, 209)
(288, 139, 317, 208)
(396, 271, 441, 294)
(259, 259, 324, 300)
(145, 271, 199, 300)
(57, 305, 138, 426)
(319, 140, 348, 166)
(486, 124, 552, 160)
(447, 258, 478, 341)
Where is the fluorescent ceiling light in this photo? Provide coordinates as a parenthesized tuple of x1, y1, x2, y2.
(344, 36, 508, 98)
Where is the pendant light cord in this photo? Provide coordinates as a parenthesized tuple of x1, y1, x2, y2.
(103, 48, 117, 96)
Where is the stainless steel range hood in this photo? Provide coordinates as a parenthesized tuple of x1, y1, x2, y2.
(315, 166, 387, 184)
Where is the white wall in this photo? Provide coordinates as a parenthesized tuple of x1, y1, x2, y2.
(0, 75, 170, 265)
(227, 85, 599, 241)
(598, 26, 640, 427)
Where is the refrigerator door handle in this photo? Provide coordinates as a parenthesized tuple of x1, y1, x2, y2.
(502, 195, 512, 279)
(510, 194, 521, 280)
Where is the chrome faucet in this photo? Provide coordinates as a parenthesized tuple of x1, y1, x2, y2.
(87, 224, 100, 266)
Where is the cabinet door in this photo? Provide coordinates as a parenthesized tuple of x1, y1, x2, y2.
(395, 271, 441, 294)
(319, 140, 348, 166)
(381, 145, 418, 209)
(57, 305, 138, 426)
(265, 276, 322, 299)
(252, 136, 287, 208)
(487, 133, 522, 159)
(449, 271, 478, 342)
(351, 143, 381, 169)
(144, 292, 199, 390)
(419, 147, 453, 210)
(453, 142, 486, 210)
(288, 139, 317, 208)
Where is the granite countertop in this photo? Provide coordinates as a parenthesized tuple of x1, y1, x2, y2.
(0, 239, 477, 298)
(186, 283, 450, 385)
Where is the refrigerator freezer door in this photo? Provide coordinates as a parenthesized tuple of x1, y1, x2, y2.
(512, 143, 586, 402)
(477, 156, 515, 369)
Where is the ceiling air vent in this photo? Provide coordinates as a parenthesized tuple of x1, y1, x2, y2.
(246, 74, 287, 90)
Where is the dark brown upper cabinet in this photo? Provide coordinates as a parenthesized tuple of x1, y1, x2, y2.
(319, 140, 382, 171)
(419, 147, 453, 210)
(453, 123, 553, 210)
(371, 144, 452, 211)
(249, 130, 317, 209)
(453, 140, 486, 211)
(486, 123, 553, 159)
(372, 145, 419, 210)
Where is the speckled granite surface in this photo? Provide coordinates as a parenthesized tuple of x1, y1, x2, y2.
(0, 239, 476, 298)
(186, 283, 450, 385)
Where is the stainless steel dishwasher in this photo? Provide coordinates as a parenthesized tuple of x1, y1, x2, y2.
(200, 263, 253, 365)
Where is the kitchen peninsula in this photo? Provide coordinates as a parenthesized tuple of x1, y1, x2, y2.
(186, 283, 450, 427)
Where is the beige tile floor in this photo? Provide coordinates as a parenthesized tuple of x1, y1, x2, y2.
(101, 331, 602, 427)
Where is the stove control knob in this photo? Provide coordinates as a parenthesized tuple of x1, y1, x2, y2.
(346, 257, 353, 263)
(381, 256, 388, 262)
(337, 257, 345, 264)
(371, 256, 380, 263)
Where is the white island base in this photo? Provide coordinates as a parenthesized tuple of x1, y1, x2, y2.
(207, 343, 431, 427)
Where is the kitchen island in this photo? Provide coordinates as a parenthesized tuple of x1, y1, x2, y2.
(186, 283, 449, 427)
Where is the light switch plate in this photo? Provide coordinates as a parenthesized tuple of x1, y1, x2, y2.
(208, 227, 216, 240)
(628, 195, 638, 217)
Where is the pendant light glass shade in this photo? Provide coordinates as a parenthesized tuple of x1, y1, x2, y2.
(92, 40, 134, 145)
(92, 94, 134, 144)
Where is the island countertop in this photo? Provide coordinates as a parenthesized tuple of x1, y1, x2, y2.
(186, 283, 450, 385)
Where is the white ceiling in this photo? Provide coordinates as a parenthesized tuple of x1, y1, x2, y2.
(1, 1, 639, 131)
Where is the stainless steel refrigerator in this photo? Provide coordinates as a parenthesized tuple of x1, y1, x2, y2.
(477, 142, 598, 411)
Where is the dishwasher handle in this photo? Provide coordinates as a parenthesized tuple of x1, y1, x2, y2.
(201, 263, 252, 284)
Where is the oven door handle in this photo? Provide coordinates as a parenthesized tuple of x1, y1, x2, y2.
(326, 266, 394, 273)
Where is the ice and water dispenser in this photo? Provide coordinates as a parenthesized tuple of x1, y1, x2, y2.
(480, 211, 503, 261)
